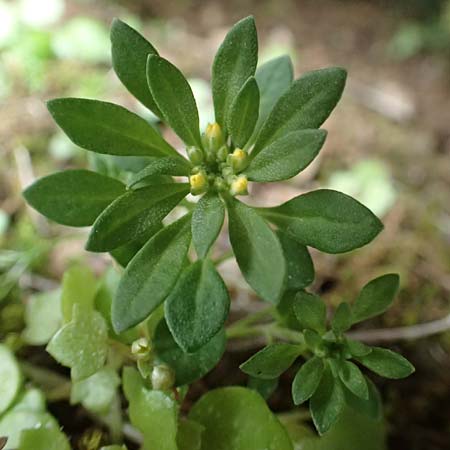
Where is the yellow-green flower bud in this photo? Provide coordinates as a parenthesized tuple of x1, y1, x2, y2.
(137, 358, 153, 379)
(186, 146, 204, 165)
(131, 337, 151, 360)
(216, 145, 229, 162)
(214, 176, 227, 192)
(204, 122, 224, 152)
(228, 148, 248, 173)
(189, 171, 208, 195)
(229, 175, 249, 196)
(151, 364, 175, 391)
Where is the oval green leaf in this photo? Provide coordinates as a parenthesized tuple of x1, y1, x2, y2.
(0, 345, 22, 415)
(292, 357, 325, 405)
(336, 360, 368, 400)
(293, 290, 326, 333)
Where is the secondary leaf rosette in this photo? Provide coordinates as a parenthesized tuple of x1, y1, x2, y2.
(23, 17, 383, 352)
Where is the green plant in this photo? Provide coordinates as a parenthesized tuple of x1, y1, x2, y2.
(4, 15, 414, 449)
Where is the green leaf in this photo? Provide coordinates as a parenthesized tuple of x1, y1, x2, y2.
(293, 291, 326, 333)
(23, 289, 62, 345)
(18, 426, 71, 450)
(123, 367, 178, 450)
(177, 419, 204, 450)
(355, 347, 415, 379)
(110, 19, 162, 118)
(128, 157, 191, 188)
(61, 265, 97, 322)
(343, 378, 382, 421)
(252, 67, 347, 155)
(228, 76, 260, 148)
(303, 329, 323, 352)
(71, 368, 120, 414)
(352, 274, 400, 323)
(292, 357, 325, 405)
(240, 343, 301, 379)
(147, 55, 201, 147)
(86, 183, 189, 252)
(247, 376, 278, 400)
(260, 189, 383, 253)
(277, 230, 314, 291)
(212, 16, 258, 128)
(310, 366, 345, 435)
(246, 129, 326, 182)
(227, 198, 286, 303)
(345, 339, 372, 358)
(23, 170, 126, 227)
(189, 387, 293, 450)
(192, 193, 225, 259)
(331, 302, 353, 335)
(46, 305, 108, 380)
(0, 344, 22, 415)
(112, 215, 192, 333)
(165, 260, 230, 352)
(47, 98, 177, 157)
(336, 360, 368, 400)
(154, 319, 226, 386)
(101, 446, 127, 450)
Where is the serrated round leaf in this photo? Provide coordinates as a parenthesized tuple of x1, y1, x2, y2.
(227, 198, 286, 303)
(147, 55, 201, 147)
(355, 347, 415, 379)
(292, 357, 325, 405)
(192, 193, 225, 259)
(18, 426, 71, 450)
(352, 274, 400, 324)
(189, 387, 293, 450)
(212, 16, 258, 128)
(337, 360, 368, 400)
(293, 291, 326, 333)
(246, 129, 326, 182)
(112, 215, 192, 333)
(228, 76, 260, 148)
(23, 170, 126, 227)
(253, 67, 347, 155)
(165, 260, 230, 352)
(47, 98, 177, 157)
(0, 345, 22, 415)
(86, 183, 189, 252)
(154, 319, 226, 386)
(310, 366, 345, 435)
(261, 189, 383, 253)
(110, 19, 163, 118)
(277, 230, 314, 291)
(240, 343, 301, 379)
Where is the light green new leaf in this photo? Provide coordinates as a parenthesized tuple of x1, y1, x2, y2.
(292, 357, 325, 405)
(128, 157, 191, 188)
(293, 291, 326, 333)
(112, 215, 192, 333)
(331, 302, 353, 335)
(310, 366, 345, 435)
(240, 343, 302, 379)
(356, 347, 415, 379)
(336, 360, 368, 400)
(254, 55, 293, 135)
(61, 264, 97, 322)
(212, 16, 258, 128)
(123, 367, 178, 450)
(0, 344, 22, 415)
(23, 170, 126, 227)
(260, 189, 383, 253)
(18, 426, 71, 450)
(166, 260, 230, 352)
(352, 274, 400, 324)
(227, 198, 286, 304)
(277, 230, 314, 291)
(23, 289, 62, 345)
(192, 193, 225, 259)
(71, 368, 120, 414)
(86, 183, 189, 252)
(47, 305, 108, 380)
(228, 76, 260, 148)
(189, 387, 293, 450)
(147, 55, 202, 147)
(246, 129, 326, 182)
(253, 67, 347, 156)
(154, 319, 226, 386)
(110, 19, 163, 118)
(47, 98, 177, 157)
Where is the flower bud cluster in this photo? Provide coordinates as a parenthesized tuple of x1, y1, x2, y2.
(187, 123, 249, 197)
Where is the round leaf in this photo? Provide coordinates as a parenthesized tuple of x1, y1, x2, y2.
(0, 345, 22, 415)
